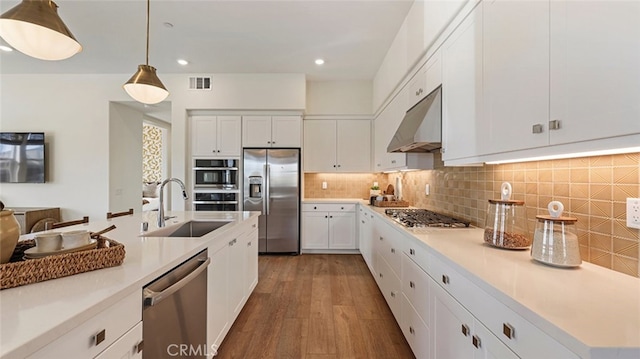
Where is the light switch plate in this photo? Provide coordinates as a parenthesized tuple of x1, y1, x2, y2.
(322, 181, 327, 190)
(627, 198, 640, 229)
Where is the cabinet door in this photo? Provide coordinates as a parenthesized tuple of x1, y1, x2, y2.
(401, 294, 430, 359)
(245, 227, 259, 295)
(94, 322, 143, 359)
(432, 279, 475, 359)
(328, 211, 356, 249)
(192, 116, 217, 156)
(549, 0, 640, 144)
(374, 90, 407, 171)
(483, 0, 550, 154)
(216, 116, 242, 157)
(441, 4, 484, 162)
(378, 255, 402, 322)
(228, 235, 246, 321)
(358, 208, 374, 273)
(336, 120, 371, 172)
(208, 243, 229, 349)
(242, 115, 272, 147)
(301, 212, 330, 249)
(303, 120, 337, 172)
(272, 116, 302, 147)
(424, 50, 442, 98)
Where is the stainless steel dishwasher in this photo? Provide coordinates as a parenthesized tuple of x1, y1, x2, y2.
(143, 249, 210, 358)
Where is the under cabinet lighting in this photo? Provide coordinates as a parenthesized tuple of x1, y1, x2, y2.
(485, 147, 640, 164)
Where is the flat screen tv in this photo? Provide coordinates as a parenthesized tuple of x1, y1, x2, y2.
(0, 132, 45, 183)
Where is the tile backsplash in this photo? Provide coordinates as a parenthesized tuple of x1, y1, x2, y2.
(304, 153, 640, 277)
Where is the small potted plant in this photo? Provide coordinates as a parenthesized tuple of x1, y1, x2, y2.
(370, 185, 381, 197)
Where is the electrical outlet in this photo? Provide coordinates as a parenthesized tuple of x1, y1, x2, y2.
(322, 181, 327, 190)
(425, 184, 430, 196)
(627, 198, 640, 229)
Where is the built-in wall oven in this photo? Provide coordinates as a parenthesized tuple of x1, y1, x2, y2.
(193, 158, 240, 211)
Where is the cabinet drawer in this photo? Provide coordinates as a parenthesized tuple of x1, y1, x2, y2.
(401, 253, 430, 326)
(377, 253, 402, 323)
(302, 203, 356, 212)
(28, 290, 142, 359)
(401, 293, 430, 359)
(94, 322, 143, 359)
(403, 238, 430, 273)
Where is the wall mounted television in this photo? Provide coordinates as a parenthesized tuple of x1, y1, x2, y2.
(0, 132, 45, 183)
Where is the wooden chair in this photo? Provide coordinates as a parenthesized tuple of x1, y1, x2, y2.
(46, 216, 89, 230)
(106, 208, 134, 219)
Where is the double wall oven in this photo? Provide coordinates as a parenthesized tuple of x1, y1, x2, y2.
(193, 158, 240, 211)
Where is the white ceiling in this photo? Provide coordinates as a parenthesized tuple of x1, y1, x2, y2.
(0, 0, 413, 81)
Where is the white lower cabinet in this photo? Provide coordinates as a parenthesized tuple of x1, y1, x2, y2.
(27, 291, 142, 359)
(207, 219, 259, 351)
(94, 322, 143, 359)
(401, 294, 430, 359)
(301, 203, 356, 251)
(358, 206, 375, 275)
(376, 252, 402, 322)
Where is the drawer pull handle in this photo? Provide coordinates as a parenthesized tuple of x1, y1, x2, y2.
(409, 281, 415, 288)
(248, 241, 252, 247)
(314, 206, 317, 210)
(409, 326, 415, 335)
(136, 340, 144, 353)
(390, 291, 396, 297)
(391, 248, 395, 254)
(95, 329, 106, 346)
(532, 123, 543, 133)
(549, 119, 561, 130)
(442, 274, 450, 285)
(409, 248, 415, 255)
(503, 323, 515, 339)
(461, 324, 470, 337)
(379, 236, 383, 241)
(379, 273, 383, 278)
(472, 335, 481, 348)
(362, 220, 365, 224)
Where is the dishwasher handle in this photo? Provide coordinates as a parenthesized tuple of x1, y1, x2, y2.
(143, 257, 211, 307)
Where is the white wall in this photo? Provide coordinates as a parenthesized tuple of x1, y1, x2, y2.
(0, 73, 306, 218)
(305, 80, 372, 115)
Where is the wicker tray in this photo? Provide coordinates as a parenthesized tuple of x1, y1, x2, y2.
(373, 200, 410, 207)
(0, 235, 125, 290)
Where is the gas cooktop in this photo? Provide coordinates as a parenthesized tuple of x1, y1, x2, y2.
(385, 208, 470, 228)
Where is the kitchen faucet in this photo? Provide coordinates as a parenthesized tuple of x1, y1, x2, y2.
(158, 178, 189, 227)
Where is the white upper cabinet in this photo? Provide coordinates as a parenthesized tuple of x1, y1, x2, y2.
(303, 119, 371, 173)
(408, 50, 443, 109)
(192, 115, 242, 157)
(441, 4, 484, 162)
(374, 93, 407, 171)
(242, 115, 301, 148)
(482, 0, 550, 155)
(549, 0, 640, 145)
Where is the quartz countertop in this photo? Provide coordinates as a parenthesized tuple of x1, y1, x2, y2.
(365, 205, 640, 358)
(303, 198, 368, 204)
(0, 211, 259, 359)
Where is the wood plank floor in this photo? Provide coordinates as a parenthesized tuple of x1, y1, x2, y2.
(216, 254, 415, 359)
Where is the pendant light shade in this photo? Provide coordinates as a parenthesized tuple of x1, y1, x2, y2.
(0, 0, 82, 61)
(124, 64, 169, 105)
(123, 0, 168, 105)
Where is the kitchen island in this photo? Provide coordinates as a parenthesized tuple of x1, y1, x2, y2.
(0, 210, 259, 359)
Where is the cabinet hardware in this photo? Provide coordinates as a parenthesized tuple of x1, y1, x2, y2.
(461, 324, 470, 337)
(409, 326, 415, 335)
(314, 206, 317, 210)
(94, 329, 106, 346)
(337, 164, 341, 167)
(248, 241, 252, 247)
(370, 215, 373, 219)
(549, 119, 561, 130)
(390, 291, 396, 297)
(532, 124, 543, 133)
(362, 220, 365, 224)
(333, 165, 337, 167)
(391, 160, 396, 164)
(379, 236, 383, 241)
(503, 323, 515, 339)
(325, 216, 328, 218)
(136, 340, 144, 353)
(252, 224, 257, 228)
(409, 281, 415, 288)
(379, 273, 383, 278)
(272, 141, 276, 144)
(329, 216, 333, 218)
(267, 141, 271, 144)
(409, 248, 415, 255)
(391, 248, 395, 254)
(442, 274, 450, 284)
(341, 207, 344, 210)
(472, 335, 481, 348)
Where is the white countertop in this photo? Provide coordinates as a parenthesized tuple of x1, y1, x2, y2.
(0, 211, 259, 359)
(303, 198, 369, 204)
(365, 205, 640, 358)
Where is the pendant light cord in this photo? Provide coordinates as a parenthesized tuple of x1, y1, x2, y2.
(146, 0, 150, 66)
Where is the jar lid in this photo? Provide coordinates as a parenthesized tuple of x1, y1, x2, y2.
(488, 199, 524, 206)
(536, 214, 578, 223)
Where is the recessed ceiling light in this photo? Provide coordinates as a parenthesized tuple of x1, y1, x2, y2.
(315, 59, 325, 65)
(177, 59, 188, 65)
(0, 45, 13, 52)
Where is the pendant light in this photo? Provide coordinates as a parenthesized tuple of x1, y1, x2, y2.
(123, 0, 168, 105)
(0, 0, 82, 60)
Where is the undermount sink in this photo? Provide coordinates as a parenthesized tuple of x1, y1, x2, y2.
(142, 220, 232, 238)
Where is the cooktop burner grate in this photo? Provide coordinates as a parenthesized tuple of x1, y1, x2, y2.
(385, 208, 470, 228)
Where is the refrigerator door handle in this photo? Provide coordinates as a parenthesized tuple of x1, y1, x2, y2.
(265, 164, 270, 215)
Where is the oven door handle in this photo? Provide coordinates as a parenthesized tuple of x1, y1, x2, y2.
(143, 257, 211, 307)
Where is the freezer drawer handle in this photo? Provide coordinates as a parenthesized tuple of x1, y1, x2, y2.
(143, 257, 211, 307)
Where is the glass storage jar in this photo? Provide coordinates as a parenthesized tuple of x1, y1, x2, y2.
(483, 182, 530, 249)
(531, 201, 581, 267)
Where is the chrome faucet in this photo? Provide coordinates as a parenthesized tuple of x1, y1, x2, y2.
(158, 178, 189, 227)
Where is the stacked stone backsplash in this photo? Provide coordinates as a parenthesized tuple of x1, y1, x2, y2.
(304, 153, 640, 277)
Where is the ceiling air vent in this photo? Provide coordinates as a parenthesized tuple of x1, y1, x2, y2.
(188, 76, 212, 90)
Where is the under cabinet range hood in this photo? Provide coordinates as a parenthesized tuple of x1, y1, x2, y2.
(387, 85, 442, 153)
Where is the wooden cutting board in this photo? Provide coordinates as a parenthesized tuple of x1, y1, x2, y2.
(386, 184, 394, 195)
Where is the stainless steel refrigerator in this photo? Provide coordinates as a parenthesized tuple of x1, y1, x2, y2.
(243, 148, 300, 254)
